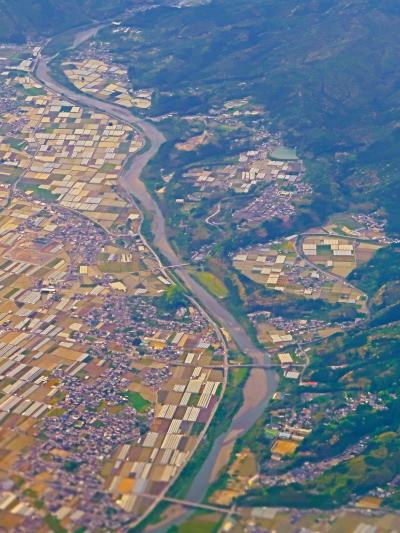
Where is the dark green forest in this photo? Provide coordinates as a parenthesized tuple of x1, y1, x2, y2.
(105, 0, 400, 235)
(0, 0, 131, 42)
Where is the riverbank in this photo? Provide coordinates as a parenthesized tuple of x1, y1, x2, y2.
(34, 25, 277, 529)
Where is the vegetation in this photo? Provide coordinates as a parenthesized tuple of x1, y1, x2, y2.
(158, 284, 187, 312)
(349, 245, 400, 296)
(5, 137, 27, 150)
(18, 183, 59, 202)
(0, 0, 132, 42)
(44, 514, 67, 533)
(231, 286, 400, 508)
(122, 391, 151, 413)
(244, 433, 400, 509)
(104, 0, 400, 237)
(167, 511, 224, 533)
(128, 501, 171, 533)
(193, 270, 228, 299)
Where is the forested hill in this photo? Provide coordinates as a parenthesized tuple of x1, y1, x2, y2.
(113, 0, 400, 235)
(0, 0, 131, 43)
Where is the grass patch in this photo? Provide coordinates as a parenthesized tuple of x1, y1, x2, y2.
(25, 87, 46, 96)
(128, 501, 171, 532)
(99, 163, 116, 172)
(171, 511, 224, 533)
(123, 391, 151, 413)
(44, 514, 67, 533)
(46, 258, 62, 268)
(98, 261, 138, 273)
(4, 287, 19, 299)
(46, 407, 66, 417)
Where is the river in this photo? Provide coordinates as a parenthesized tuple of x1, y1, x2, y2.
(35, 26, 278, 529)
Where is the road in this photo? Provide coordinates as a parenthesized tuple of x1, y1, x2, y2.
(205, 201, 222, 227)
(34, 29, 278, 528)
(167, 362, 303, 369)
(142, 494, 233, 515)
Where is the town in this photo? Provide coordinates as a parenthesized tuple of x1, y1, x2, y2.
(0, 43, 226, 531)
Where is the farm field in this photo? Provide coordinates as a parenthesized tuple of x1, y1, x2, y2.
(233, 236, 370, 311)
(302, 236, 382, 278)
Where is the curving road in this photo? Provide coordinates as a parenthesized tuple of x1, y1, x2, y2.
(35, 34, 278, 518)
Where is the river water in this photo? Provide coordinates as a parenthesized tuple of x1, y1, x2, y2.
(35, 27, 278, 530)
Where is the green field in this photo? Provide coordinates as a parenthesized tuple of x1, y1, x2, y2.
(270, 146, 298, 161)
(18, 183, 58, 202)
(5, 137, 27, 151)
(123, 391, 151, 413)
(171, 511, 224, 533)
(193, 271, 228, 299)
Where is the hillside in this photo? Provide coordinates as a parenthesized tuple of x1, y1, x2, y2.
(87, 2, 400, 512)
(104, 0, 400, 235)
(0, 0, 131, 42)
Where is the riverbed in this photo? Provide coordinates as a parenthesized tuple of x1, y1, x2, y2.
(35, 26, 278, 529)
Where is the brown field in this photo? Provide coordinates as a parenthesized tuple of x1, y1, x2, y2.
(271, 439, 299, 456)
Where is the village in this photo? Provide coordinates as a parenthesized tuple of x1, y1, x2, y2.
(180, 144, 311, 227)
(232, 231, 381, 314)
